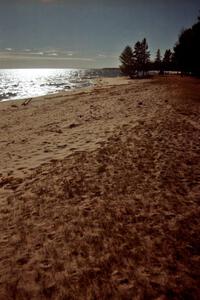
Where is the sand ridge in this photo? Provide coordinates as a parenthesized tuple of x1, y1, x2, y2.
(0, 76, 199, 299)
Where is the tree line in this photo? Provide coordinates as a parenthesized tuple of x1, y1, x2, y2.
(120, 14, 200, 78)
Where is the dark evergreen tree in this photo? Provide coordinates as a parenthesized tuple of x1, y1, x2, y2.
(174, 15, 200, 76)
(119, 46, 135, 78)
(133, 38, 150, 76)
(154, 49, 163, 74)
(141, 38, 150, 75)
(155, 49, 161, 65)
(133, 41, 142, 75)
(119, 38, 150, 78)
(163, 49, 173, 72)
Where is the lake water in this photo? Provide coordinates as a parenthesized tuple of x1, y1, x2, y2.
(0, 68, 121, 101)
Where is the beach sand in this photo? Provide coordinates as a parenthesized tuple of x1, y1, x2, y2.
(0, 76, 199, 299)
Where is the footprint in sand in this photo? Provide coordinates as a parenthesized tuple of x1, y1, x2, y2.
(44, 148, 53, 153)
(57, 144, 67, 149)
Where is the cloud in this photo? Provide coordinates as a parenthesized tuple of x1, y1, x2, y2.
(35, 49, 75, 57)
(30, 51, 44, 55)
(1, 49, 78, 58)
(97, 53, 118, 59)
(47, 52, 58, 56)
(98, 54, 107, 58)
(0, 51, 94, 62)
(56, 50, 75, 56)
(67, 52, 74, 56)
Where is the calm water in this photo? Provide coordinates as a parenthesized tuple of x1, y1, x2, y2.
(0, 68, 121, 101)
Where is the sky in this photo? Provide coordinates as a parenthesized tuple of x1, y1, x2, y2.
(0, 0, 199, 68)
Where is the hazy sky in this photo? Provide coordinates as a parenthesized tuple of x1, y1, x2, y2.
(0, 0, 199, 68)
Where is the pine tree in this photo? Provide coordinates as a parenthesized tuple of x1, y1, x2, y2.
(154, 49, 163, 74)
(119, 46, 135, 78)
(133, 41, 142, 76)
(119, 39, 151, 78)
(155, 49, 161, 63)
(163, 49, 172, 72)
(141, 38, 150, 75)
(174, 15, 200, 76)
(133, 38, 150, 76)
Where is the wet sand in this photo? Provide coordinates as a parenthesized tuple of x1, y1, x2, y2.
(0, 76, 199, 299)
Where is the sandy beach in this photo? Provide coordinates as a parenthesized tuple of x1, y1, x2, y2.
(0, 75, 199, 299)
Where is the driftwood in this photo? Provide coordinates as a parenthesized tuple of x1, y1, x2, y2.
(21, 98, 32, 106)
